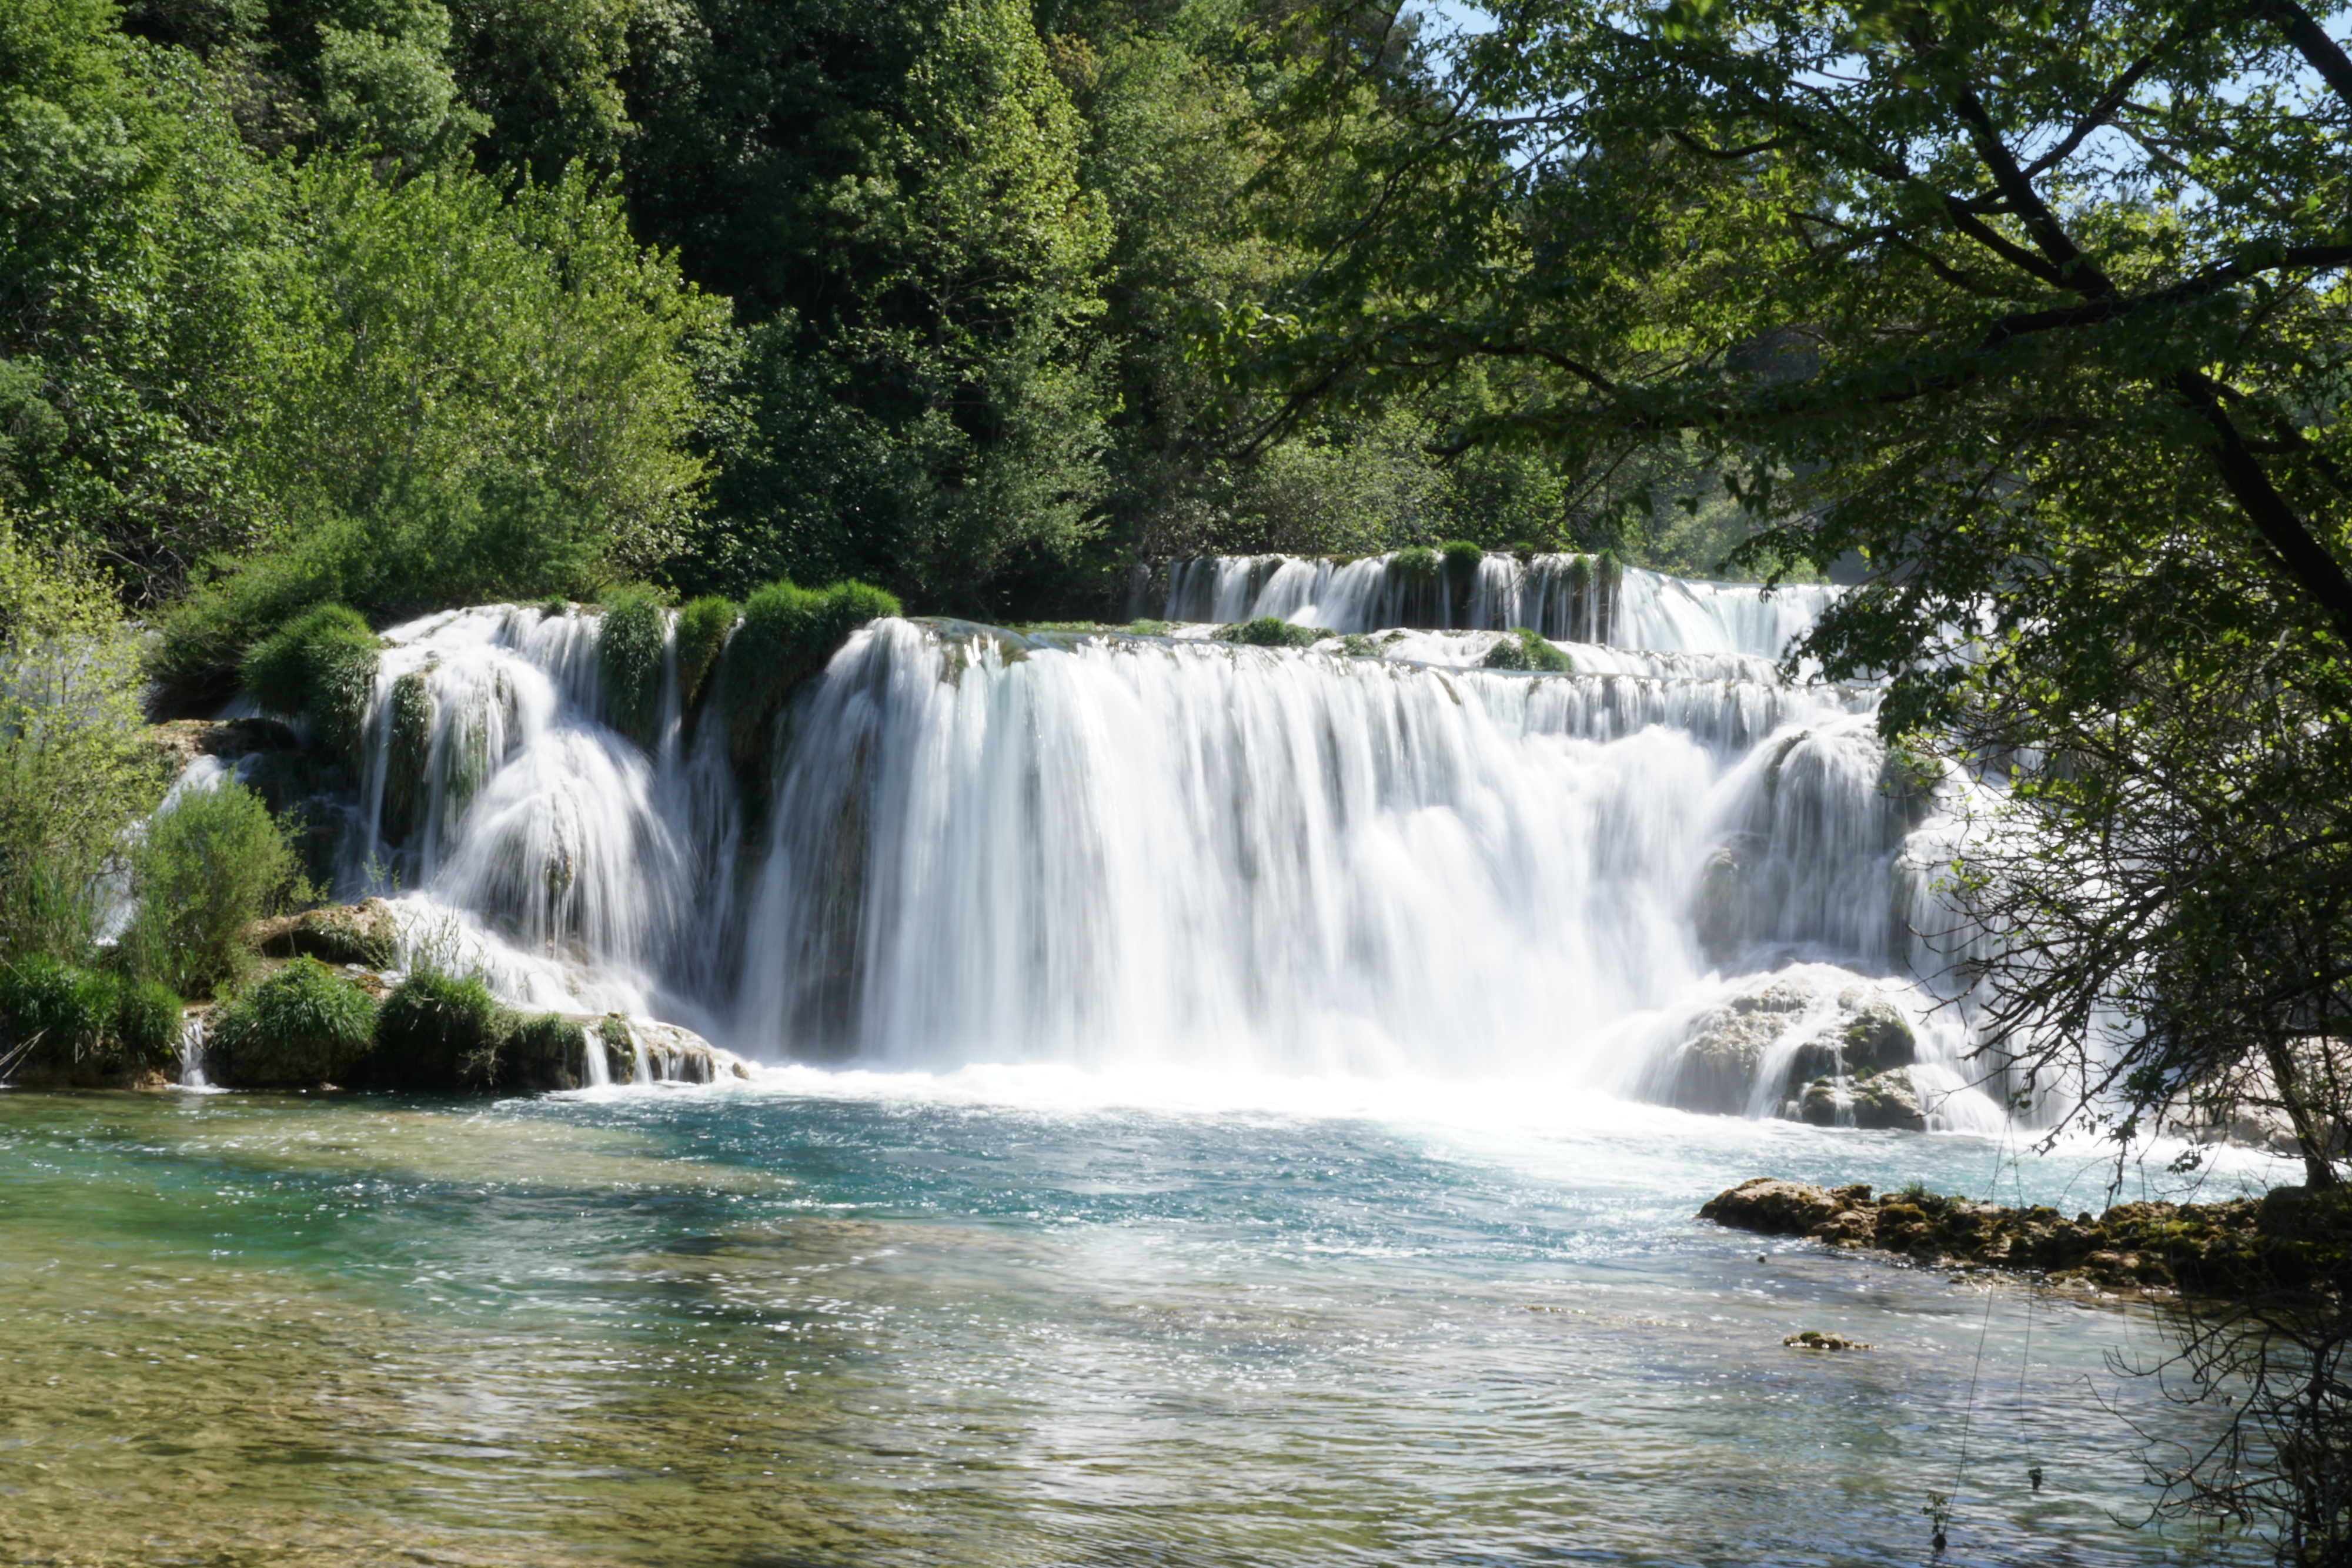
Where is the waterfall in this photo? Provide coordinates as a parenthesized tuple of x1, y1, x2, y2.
(266, 577, 2001, 1127)
(1132, 551, 1840, 659)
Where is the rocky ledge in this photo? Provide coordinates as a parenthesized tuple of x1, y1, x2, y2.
(1699, 1175, 2352, 1295)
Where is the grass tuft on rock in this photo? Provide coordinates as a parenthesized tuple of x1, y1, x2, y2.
(206, 957, 377, 1088)
(1440, 540, 1484, 579)
(493, 1011, 592, 1090)
(1480, 627, 1574, 673)
(241, 604, 382, 770)
(597, 587, 667, 749)
(673, 596, 736, 710)
(721, 579, 901, 764)
(1211, 616, 1327, 649)
(371, 968, 509, 1089)
(1391, 546, 1438, 580)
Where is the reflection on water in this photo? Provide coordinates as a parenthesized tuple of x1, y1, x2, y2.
(0, 1079, 2271, 1566)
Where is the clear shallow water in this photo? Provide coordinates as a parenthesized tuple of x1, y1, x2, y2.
(0, 1076, 2283, 1567)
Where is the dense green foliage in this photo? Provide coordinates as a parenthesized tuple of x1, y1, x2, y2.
(206, 955, 377, 1086)
(237, 603, 380, 763)
(0, 516, 163, 959)
(672, 594, 736, 708)
(120, 778, 309, 998)
(1481, 628, 1573, 674)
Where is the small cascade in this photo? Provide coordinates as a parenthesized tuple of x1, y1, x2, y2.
(176, 1013, 209, 1088)
(1132, 551, 1840, 658)
(579, 1023, 612, 1088)
(206, 565, 2010, 1128)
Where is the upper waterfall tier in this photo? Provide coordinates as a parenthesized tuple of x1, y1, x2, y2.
(1132, 553, 1840, 659)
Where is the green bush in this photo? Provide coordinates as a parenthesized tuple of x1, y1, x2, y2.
(1339, 634, 1381, 657)
(241, 604, 382, 770)
(115, 979, 186, 1064)
(597, 587, 667, 748)
(1481, 627, 1575, 673)
(673, 596, 737, 708)
(371, 968, 509, 1089)
(1210, 617, 1328, 649)
(206, 958, 378, 1088)
(721, 579, 902, 763)
(0, 955, 119, 1068)
(1440, 540, 1485, 579)
(1125, 619, 1171, 637)
(119, 778, 309, 999)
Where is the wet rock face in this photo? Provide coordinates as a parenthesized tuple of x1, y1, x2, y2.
(252, 899, 402, 971)
(1655, 972, 1920, 1122)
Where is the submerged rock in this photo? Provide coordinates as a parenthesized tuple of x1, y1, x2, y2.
(1785, 1330, 1870, 1350)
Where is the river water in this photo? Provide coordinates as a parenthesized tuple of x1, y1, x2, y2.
(0, 1074, 2280, 1567)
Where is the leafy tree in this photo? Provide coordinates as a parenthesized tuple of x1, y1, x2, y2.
(0, 511, 162, 959)
(627, 0, 1114, 608)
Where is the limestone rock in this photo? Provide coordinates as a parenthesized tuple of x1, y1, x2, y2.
(1849, 1067, 1927, 1131)
(253, 898, 401, 970)
(1785, 1330, 1870, 1350)
(1661, 978, 1817, 1114)
(1836, 987, 1916, 1074)
(1698, 1177, 1843, 1235)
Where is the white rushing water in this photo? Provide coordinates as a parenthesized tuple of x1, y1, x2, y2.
(252, 569, 2008, 1131)
(1136, 550, 1841, 659)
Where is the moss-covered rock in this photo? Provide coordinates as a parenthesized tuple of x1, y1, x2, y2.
(1848, 1066, 1927, 1131)
(1479, 627, 1574, 673)
(1210, 616, 1328, 649)
(722, 579, 901, 766)
(487, 1012, 594, 1091)
(597, 587, 667, 748)
(381, 668, 435, 841)
(206, 958, 377, 1088)
(240, 604, 381, 771)
(1840, 993, 1917, 1074)
(673, 596, 736, 711)
(254, 898, 402, 969)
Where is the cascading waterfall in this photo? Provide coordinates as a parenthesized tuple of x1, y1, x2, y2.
(288, 576, 2006, 1128)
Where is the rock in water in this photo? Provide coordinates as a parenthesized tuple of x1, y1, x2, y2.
(1849, 1067, 1927, 1131)
(1659, 978, 1818, 1114)
(1696, 1177, 1851, 1234)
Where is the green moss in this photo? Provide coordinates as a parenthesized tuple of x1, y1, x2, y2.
(597, 587, 667, 749)
(382, 669, 435, 840)
(1480, 627, 1575, 673)
(241, 604, 381, 770)
(1018, 621, 1108, 634)
(371, 968, 510, 1089)
(1125, 619, 1172, 637)
(1211, 616, 1328, 649)
(206, 958, 377, 1088)
(1339, 634, 1381, 657)
(673, 596, 737, 710)
(1440, 540, 1485, 578)
(721, 579, 903, 765)
(538, 596, 568, 620)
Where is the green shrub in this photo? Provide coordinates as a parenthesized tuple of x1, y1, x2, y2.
(371, 968, 510, 1089)
(1125, 619, 1171, 637)
(597, 587, 667, 748)
(0, 955, 120, 1068)
(1339, 634, 1381, 657)
(721, 579, 902, 763)
(241, 604, 381, 770)
(115, 979, 186, 1064)
(119, 778, 309, 999)
(539, 596, 569, 619)
(206, 958, 379, 1088)
(1210, 617, 1328, 649)
(673, 596, 737, 708)
(1440, 540, 1485, 578)
(1481, 627, 1575, 673)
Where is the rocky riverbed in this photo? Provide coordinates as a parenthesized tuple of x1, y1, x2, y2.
(1700, 1175, 2352, 1296)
